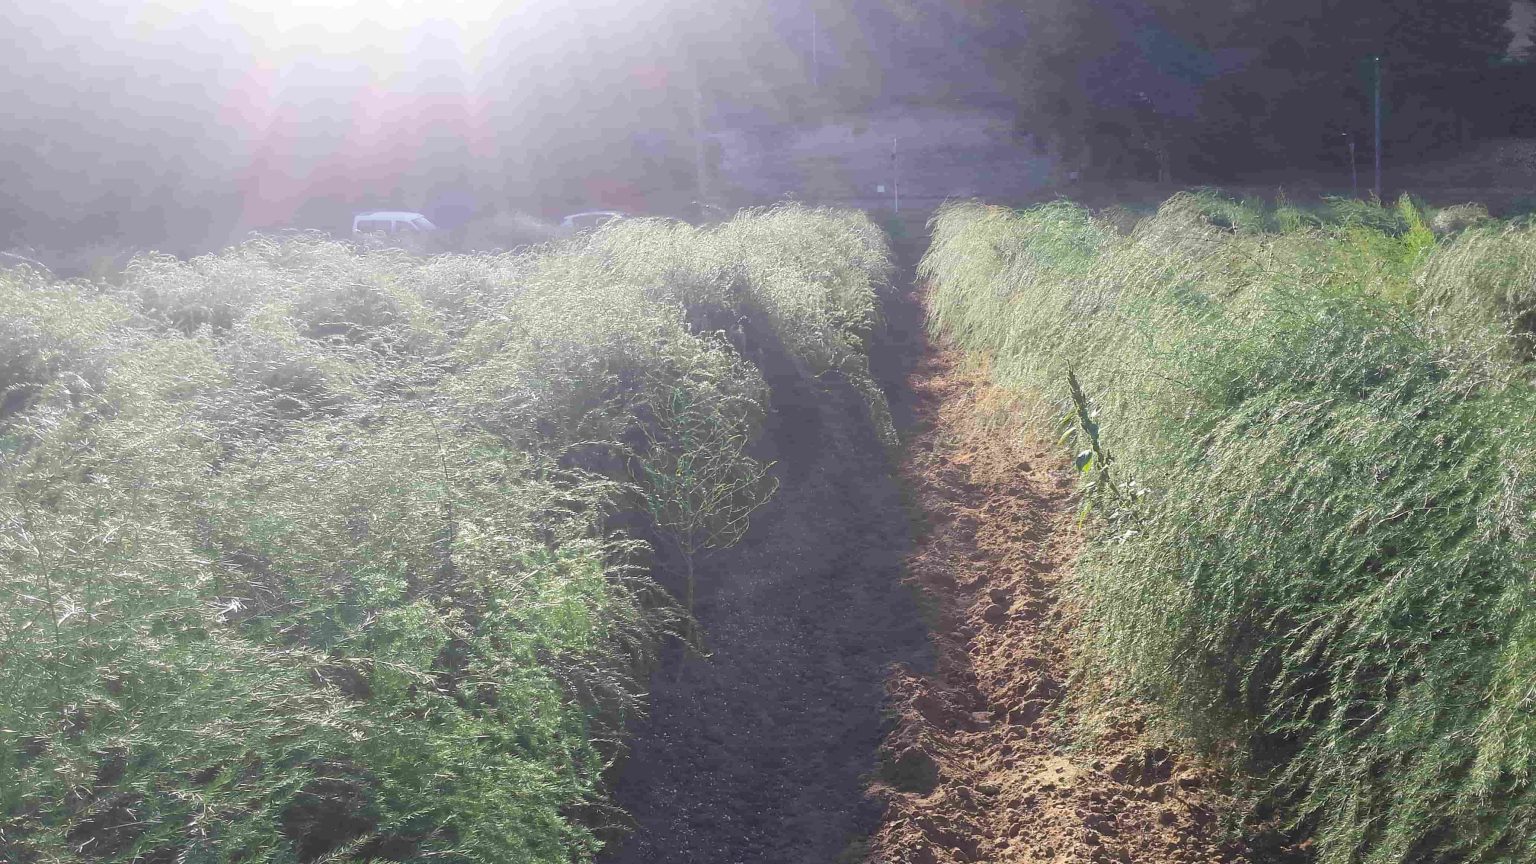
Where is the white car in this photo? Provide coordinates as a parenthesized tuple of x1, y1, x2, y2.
(352, 211, 438, 236)
(559, 210, 626, 232)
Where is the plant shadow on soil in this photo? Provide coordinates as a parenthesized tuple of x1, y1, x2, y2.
(598, 249, 936, 864)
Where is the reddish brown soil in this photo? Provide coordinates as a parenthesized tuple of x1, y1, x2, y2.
(867, 347, 1252, 864)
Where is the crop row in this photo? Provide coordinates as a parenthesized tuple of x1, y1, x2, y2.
(923, 193, 1536, 864)
(0, 206, 891, 863)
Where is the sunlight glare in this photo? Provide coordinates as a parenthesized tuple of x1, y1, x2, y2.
(221, 0, 514, 58)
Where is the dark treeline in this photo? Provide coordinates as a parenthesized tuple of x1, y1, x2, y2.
(2, 0, 1534, 256)
(749, 0, 1535, 180)
(976, 0, 1535, 180)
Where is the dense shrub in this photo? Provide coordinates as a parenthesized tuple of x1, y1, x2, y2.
(0, 204, 891, 863)
(923, 194, 1536, 864)
(451, 210, 563, 252)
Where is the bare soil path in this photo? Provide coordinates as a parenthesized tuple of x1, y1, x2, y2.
(601, 232, 1254, 864)
(598, 330, 934, 863)
(867, 345, 1253, 864)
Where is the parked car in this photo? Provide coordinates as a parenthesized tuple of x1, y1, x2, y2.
(352, 211, 438, 236)
(559, 210, 626, 233)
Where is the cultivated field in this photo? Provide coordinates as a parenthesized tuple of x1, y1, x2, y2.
(922, 192, 1536, 864)
(0, 207, 891, 863)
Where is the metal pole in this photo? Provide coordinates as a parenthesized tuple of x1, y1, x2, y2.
(1373, 55, 1382, 200)
(892, 137, 899, 213)
(1345, 133, 1358, 198)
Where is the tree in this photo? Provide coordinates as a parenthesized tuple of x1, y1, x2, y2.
(1191, 0, 1514, 171)
(968, 0, 1516, 178)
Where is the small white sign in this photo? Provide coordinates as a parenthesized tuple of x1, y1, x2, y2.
(876, 185, 886, 193)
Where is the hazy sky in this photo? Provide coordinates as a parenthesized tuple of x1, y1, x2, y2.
(2, 0, 691, 242)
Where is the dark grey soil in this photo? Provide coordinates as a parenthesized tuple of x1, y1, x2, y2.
(599, 273, 932, 864)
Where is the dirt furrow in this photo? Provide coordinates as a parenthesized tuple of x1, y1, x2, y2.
(599, 362, 933, 864)
(868, 347, 1251, 864)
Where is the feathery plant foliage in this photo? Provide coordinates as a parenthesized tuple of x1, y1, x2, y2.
(590, 208, 897, 445)
(1419, 221, 1536, 361)
(0, 204, 891, 863)
(923, 193, 1536, 864)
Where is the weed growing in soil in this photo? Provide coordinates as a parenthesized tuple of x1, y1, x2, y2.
(0, 205, 891, 863)
(923, 193, 1536, 864)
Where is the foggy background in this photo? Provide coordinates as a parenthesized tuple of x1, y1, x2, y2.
(3, 0, 1535, 261)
